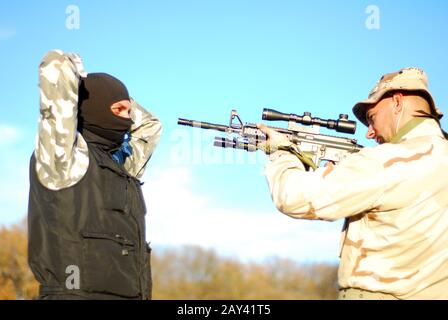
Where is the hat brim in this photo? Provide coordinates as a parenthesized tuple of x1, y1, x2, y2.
(352, 95, 385, 127)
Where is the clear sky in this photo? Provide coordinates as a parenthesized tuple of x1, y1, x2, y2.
(1, 0, 447, 263)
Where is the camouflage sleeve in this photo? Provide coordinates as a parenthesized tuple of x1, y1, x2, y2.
(264, 148, 385, 221)
(35, 50, 89, 190)
(124, 100, 162, 179)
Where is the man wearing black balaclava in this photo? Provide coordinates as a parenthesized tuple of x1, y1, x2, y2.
(78, 73, 133, 150)
(28, 50, 162, 300)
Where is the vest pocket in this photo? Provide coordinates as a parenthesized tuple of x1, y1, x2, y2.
(103, 178, 128, 214)
(80, 231, 140, 298)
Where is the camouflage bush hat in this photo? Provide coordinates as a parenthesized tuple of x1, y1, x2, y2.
(352, 68, 443, 127)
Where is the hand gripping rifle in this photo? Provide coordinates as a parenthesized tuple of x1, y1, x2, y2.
(178, 109, 363, 167)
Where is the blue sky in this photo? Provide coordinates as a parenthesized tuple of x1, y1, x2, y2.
(1, 0, 447, 263)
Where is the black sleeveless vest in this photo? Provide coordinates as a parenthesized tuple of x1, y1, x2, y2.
(28, 142, 151, 300)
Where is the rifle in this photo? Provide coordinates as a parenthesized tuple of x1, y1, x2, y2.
(178, 109, 363, 167)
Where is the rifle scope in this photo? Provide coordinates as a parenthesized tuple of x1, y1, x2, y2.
(262, 109, 357, 134)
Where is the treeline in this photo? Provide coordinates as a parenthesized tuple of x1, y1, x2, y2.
(152, 246, 338, 299)
(0, 221, 38, 299)
(0, 221, 338, 300)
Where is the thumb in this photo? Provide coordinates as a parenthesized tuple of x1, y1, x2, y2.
(257, 123, 272, 137)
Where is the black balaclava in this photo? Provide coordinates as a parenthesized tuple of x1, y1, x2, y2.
(77, 73, 133, 149)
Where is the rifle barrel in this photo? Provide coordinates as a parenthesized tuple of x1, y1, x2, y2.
(178, 118, 228, 132)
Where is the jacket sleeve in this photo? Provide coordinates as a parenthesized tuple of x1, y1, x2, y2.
(264, 148, 387, 221)
(35, 50, 89, 190)
(124, 100, 162, 179)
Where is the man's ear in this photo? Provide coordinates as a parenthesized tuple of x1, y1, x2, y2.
(392, 92, 404, 114)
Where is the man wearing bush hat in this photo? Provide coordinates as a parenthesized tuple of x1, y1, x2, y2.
(353, 67, 446, 144)
(258, 67, 448, 299)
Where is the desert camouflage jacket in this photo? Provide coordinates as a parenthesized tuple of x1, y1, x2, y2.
(35, 50, 162, 190)
(265, 118, 448, 299)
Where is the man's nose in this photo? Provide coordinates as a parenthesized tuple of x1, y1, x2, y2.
(366, 124, 376, 139)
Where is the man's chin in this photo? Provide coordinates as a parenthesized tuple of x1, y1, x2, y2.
(376, 137, 386, 144)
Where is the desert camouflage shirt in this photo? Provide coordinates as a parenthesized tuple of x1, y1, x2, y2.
(264, 118, 448, 299)
(35, 50, 162, 190)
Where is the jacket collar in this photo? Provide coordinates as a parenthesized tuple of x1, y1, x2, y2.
(391, 118, 444, 144)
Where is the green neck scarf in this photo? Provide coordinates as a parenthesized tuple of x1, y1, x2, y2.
(390, 117, 427, 144)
